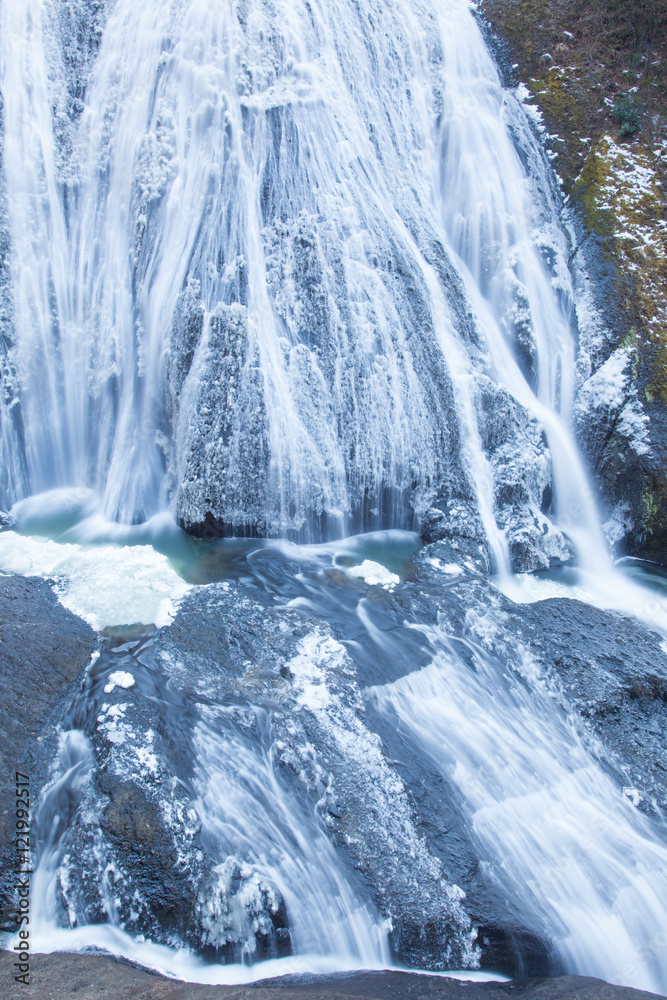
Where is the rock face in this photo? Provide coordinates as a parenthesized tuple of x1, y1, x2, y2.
(0, 0, 587, 575)
(0, 89, 25, 510)
(47, 622, 291, 963)
(167, 207, 484, 548)
(0, 574, 95, 931)
(1, 0, 667, 983)
(171, 298, 270, 537)
(0, 0, 663, 573)
(478, 0, 667, 563)
(475, 378, 574, 572)
(52, 582, 478, 970)
(412, 540, 667, 831)
(509, 593, 667, 820)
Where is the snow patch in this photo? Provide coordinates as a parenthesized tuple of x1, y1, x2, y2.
(575, 348, 650, 457)
(0, 533, 191, 629)
(96, 703, 134, 746)
(426, 557, 464, 576)
(516, 82, 546, 133)
(104, 671, 136, 694)
(347, 560, 400, 589)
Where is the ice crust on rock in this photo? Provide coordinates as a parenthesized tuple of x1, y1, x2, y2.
(575, 348, 650, 458)
(0, 533, 190, 630)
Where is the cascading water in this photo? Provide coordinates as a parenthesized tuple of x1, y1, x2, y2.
(1, 0, 666, 992)
(369, 627, 667, 993)
(1, 0, 601, 567)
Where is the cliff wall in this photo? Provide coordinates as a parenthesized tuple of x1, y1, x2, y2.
(480, 0, 667, 561)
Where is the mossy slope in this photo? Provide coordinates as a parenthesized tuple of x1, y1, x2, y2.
(481, 0, 667, 561)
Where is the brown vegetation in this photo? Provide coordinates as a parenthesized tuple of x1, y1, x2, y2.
(481, 0, 667, 559)
(480, 0, 667, 190)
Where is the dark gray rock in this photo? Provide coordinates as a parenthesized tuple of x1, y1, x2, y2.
(0, 951, 664, 1000)
(18, 538, 667, 982)
(0, 573, 95, 931)
(506, 594, 667, 818)
(44, 621, 289, 963)
(169, 279, 206, 405)
(53, 577, 478, 970)
(173, 301, 270, 538)
(573, 347, 650, 558)
(412, 544, 667, 824)
(385, 544, 667, 975)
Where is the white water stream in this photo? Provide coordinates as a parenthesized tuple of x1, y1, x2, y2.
(369, 627, 667, 994)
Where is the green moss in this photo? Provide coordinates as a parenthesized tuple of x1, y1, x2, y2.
(644, 490, 659, 530)
(481, 0, 667, 190)
(621, 328, 637, 351)
(570, 136, 667, 401)
(570, 139, 615, 238)
(610, 97, 641, 138)
(641, 481, 667, 554)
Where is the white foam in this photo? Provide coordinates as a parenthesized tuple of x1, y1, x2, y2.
(623, 787, 643, 808)
(0, 532, 190, 630)
(369, 639, 667, 995)
(494, 565, 667, 636)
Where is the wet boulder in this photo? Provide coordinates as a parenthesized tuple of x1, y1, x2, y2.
(0, 573, 95, 931)
(49, 623, 291, 962)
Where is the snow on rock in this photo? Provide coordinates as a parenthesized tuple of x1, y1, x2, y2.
(104, 670, 136, 693)
(347, 560, 400, 589)
(280, 628, 480, 969)
(575, 347, 650, 459)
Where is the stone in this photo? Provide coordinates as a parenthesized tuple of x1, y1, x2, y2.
(0, 574, 95, 931)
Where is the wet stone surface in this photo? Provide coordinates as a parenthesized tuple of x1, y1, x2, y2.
(0, 574, 95, 932)
(1, 523, 666, 989)
(0, 953, 665, 1000)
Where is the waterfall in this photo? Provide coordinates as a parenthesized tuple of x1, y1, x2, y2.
(0, 0, 605, 571)
(3, 0, 664, 992)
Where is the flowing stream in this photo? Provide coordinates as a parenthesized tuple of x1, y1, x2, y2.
(1, 0, 667, 993)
